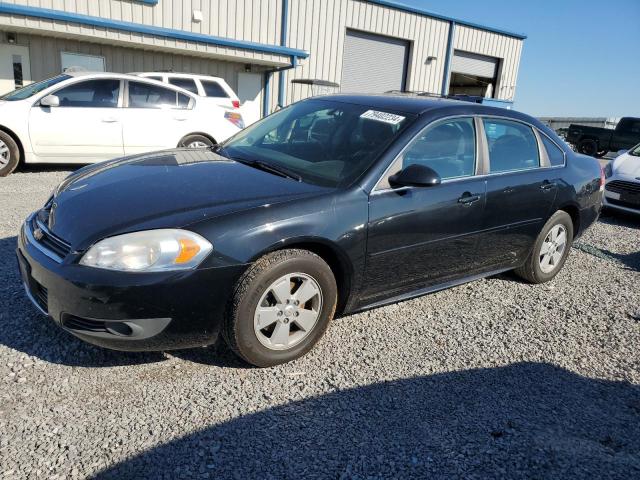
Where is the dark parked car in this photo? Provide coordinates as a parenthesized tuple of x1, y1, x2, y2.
(17, 95, 604, 366)
(566, 117, 640, 158)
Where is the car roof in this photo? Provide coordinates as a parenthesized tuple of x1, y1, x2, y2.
(62, 71, 198, 97)
(130, 72, 227, 82)
(315, 93, 540, 126)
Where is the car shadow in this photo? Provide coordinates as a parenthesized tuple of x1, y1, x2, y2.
(0, 235, 166, 368)
(93, 362, 640, 479)
(600, 209, 640, 229)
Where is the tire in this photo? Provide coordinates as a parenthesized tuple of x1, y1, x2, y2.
(178, 134, 215, 149)
(223, 249, 338, 367)
(515, 211, 574, 284)
(0, 131, 20, 177)
(577, 139, 598, 157)
(595, 150, 608, 158)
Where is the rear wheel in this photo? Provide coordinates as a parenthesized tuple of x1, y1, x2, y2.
(577, 139, 598, 157)
(178, 134, 215, 149)
(223, 249, 337, 367)
(515, 211, 574, 284)
(0, 131, 20, 177)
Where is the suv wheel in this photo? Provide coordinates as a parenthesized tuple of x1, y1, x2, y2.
(223, 249, 337, 367)
(179, 134, 215, 149)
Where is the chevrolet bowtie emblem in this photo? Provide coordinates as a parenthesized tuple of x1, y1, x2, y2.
(33, 228, 44, 241)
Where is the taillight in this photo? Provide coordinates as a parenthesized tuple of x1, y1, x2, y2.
(224, 111, 245, 129)
(232, 100, 240, 109)
(599, 166, 605, 192)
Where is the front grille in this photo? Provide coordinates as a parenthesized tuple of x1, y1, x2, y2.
(607, 197, 640, 211)
(606, 180, 640, 195)
(29, 216, 72, 261)
(62, 315, 108, 333)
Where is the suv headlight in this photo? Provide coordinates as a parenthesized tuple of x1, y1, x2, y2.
(603, 161, 613, 178)
(80, 229, 212, 272)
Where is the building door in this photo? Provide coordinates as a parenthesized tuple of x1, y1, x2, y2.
(341, 30, 409, 94)
(449, 51, 499, 98)
(237, 72, 262, 124)
(0, 44, 31, 95)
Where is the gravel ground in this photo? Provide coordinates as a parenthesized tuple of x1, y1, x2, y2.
(1, 169, 639, 479)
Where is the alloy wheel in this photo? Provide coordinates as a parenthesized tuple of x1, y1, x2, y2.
(539, 224, 567, 274)
(0, 140, 10, 167)
(253, 273, 323, 350)
(187, 141, 209, 148)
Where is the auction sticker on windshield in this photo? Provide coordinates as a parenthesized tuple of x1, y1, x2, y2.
(360, 110, 405, 125)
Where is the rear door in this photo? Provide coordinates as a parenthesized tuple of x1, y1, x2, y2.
(362, 117, 486, 304)
(476, 117, 558, 269)
(121, 80, 194, 155)
(28, 78, 123, 161)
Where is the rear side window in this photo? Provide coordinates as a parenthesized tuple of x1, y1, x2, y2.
(201, 80, 229, 98)
(398, 117, 476, 180)
(54, 79, 120, 108)
(483, 118, 540, 173)
(168, 77, 199, 94)
(128, 81, 180, 108)
(540, 134, 565, 166)
(177, 93, 191, 108)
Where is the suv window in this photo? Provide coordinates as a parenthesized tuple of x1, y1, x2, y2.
(483, 118, 540, 173)
(391, 117, 477, 182)
(201, 80, 229, 98)
(54, 79, 120, 108)
(540, 134, 565, 167)
(128, 81, 185, 109)
(168, 77, 199, 94)
(145, 76, 163, 82)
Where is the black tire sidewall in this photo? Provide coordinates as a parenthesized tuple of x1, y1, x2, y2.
(179, 134, 214, 148)
(579, 139, 597, 157)
(232, 254, 337, 367)
(0, 131, 20, 177)
(530, 212, 574, 283)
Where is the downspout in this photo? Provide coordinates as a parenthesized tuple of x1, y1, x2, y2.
(441, 21, 456, 96)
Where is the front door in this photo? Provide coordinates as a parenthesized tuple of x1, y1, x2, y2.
(28, 78, 124, 161)
(476, 117, 558, 268)
(362, 117, 486, 304)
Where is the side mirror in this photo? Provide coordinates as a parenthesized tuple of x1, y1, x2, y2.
(389, 164, 441, 188)
(40, 95, 60, 107)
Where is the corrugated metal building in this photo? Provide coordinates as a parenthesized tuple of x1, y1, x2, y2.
(0, 0, 526, 116)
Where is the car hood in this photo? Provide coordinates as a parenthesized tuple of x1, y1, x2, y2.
(613, 153, 640, 178)
(45, 149, 330, 249)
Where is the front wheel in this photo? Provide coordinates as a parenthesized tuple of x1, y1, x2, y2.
(0, 131, 20, 177)
(223, 249, 337, 367)
(515, 211, 574, 284)
(178, 134, 215, 149)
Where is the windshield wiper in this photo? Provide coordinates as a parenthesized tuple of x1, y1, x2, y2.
(211, 145, 302, 181)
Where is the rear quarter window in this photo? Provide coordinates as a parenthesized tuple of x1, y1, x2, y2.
(540, 134, 565, 167)
(201, 80, 229, 98)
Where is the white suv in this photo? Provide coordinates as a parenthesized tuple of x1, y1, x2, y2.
(132, 72, 240, 110)
(0, 71, 244, 176)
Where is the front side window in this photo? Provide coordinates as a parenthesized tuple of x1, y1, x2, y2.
(54, 79, 120, 108)
(540, 134, 565, 167)
(1, 74, 71, 101)
(222, 100, 414, 187)
(168, 77, 199, 94)
(483, 118, 540, 173)
(392, 117, 476, 182)
(128, 81, 184, 109)
(201, 80, 229, 98)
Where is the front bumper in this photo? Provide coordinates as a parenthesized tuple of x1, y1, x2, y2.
(603, 177, 640, 215)
(17, 215, 247, 351)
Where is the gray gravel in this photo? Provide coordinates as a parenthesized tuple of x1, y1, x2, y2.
(1, 170, 639, 479)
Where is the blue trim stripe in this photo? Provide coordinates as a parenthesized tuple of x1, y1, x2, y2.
(135, 1, 159, 5)
(0, 2, 309, 59)
(365, 0, 527, 40)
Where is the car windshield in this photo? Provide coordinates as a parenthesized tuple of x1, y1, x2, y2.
(221, 99, 415, 187)
(0, 75, 71, 101)
(629, 143, 640, 157)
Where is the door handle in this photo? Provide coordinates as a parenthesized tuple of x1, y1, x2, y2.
(173, 116, 188, 121)
(540, 180, 555, 191)
(458, 192, 481, 205)
(102, 117, 118, 123)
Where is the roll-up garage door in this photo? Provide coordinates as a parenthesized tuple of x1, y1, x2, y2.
(451, 51, 499, 78)
(341, 30, 409, 94)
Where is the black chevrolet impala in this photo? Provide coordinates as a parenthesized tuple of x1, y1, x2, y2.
(17, 96, 603, 366)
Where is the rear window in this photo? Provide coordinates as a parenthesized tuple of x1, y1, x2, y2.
(201, 80, 229, 98)
(484, 118, 540, 173)
(168, 77, 199, 94)
(128, 81, 181, 108)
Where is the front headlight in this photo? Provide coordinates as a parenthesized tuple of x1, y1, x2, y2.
(80, 229, 212, 272)
(604, 161, 613, 178)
